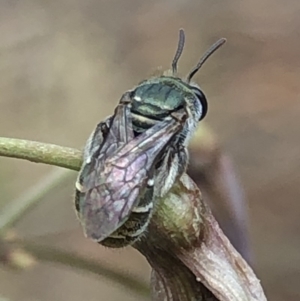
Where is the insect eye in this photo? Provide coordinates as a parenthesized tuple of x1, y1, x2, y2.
(191, 88, 208, 121)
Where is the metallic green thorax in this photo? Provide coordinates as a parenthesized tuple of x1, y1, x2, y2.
(131, 76, 197, 134)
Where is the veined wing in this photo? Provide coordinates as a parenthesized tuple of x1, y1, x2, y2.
(75, 94, 134, 220)
(82, 92, 134, 165)
(79, 109, 187, 242)
(76, 93, 134, 196)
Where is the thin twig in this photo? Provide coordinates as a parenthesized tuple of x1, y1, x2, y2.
(4, 239, 150, 297)
(0, 137, 81, 171)
(0, 168, 73, 233)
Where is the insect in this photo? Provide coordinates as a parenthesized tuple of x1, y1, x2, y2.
(75, 93, 187, 247)
(75, 29, 226, 247)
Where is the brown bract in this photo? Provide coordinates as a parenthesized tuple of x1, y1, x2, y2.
(135, 174, 267, 301)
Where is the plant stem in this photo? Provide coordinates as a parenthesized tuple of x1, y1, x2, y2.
(0, 137, 81, 171)
(5, 239, 150, 298)
(0, 169, 73, 233)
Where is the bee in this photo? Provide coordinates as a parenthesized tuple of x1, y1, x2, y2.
(75, 94, 187, 247)
(75, 29, 226, 247)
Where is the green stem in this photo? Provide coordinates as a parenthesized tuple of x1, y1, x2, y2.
(0, 137, 82, 232)
(0, 137, 82, 171)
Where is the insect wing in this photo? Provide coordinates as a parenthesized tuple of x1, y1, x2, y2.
(76, 99, 134, 231)
(77, 96, 134, 190)
(98, 94, 134, 161)
(81, 92, 134, 168)
(81, 111, 187, 242)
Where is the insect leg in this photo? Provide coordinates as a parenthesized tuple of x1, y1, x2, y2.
(154, 144, 188, 198)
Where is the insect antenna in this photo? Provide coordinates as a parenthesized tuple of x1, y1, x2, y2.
(172, 29, 185, 75)
(186, 37, 226, 83)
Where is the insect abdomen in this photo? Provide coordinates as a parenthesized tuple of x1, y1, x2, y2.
(101, 185, 154, 248)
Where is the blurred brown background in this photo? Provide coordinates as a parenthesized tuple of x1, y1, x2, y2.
(0, 1, 299, 300)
